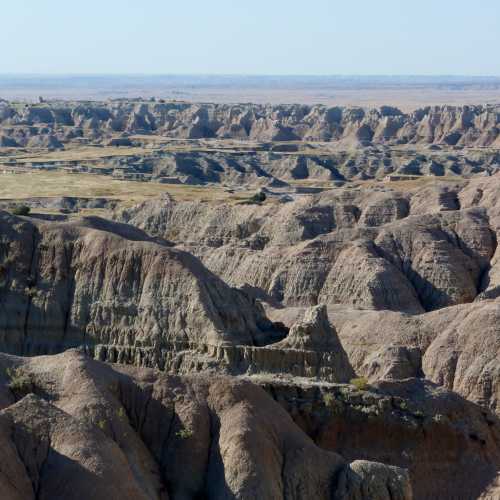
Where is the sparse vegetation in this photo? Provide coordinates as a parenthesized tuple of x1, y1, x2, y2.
(350, 377, 369, 391)
(251, 191, 266, 203)
(6, 367, 34, 395)
(11, 205, 31, 216)
(97, 419, 107, 430)
(176, 427, 193, 439)
(322, 393, 335, 407)
(238, 190, 267, 205)
(0, 171, 252, 208)
(24, 286, 38, 298)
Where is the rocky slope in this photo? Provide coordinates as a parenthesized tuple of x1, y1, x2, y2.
(268, 299, 500, 419)
(2, 349, 500, 500)
(116, 176, 499, 314)
(138, 147, 500, 184)
(2, 100, 499, 186)
(0, 211, 361, 384)
(115, 175, 500, 420)
(1, 101, 499, 147)
(268, 376, 500, 500)
(1, 120, 500, 498)
(0, 350, 414, 500)
(1, 205, 498, 420)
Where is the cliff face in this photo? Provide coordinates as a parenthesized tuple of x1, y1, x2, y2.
(115, 175, 500, 420)
(0, 101, 499, 147)
(323, 299, 500, 418)
(1, 97, 500, 499)
(0, 212, 358, 383)
(0, 212, 284, 352)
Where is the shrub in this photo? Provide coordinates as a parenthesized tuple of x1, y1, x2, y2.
(12, 205, 31, 216)
(176, 427, 193, 439)
(6, 367, 34, 395)
(237, 191, 267, 205)
(323, 393, 335, 407)
(251, 191, 267, 203)
(350, 377, 369, 391)
(24, 286, 38, 298)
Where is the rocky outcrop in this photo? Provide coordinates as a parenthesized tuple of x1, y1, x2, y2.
(0, 350, 413, 500)
(0, 212, 361, 383)
(276, 304, 343, 351)
(4, 349, 498, 499)
(259, 304, 355, 381)
(1, 101, 499, 147)
(0, 211, 285, 359)
(117, 177, 499, 314)
(361, 345, 423, 381)
(318, 240, 424, 313)
(326, 299, 500, 416)
(266, 377, 500, 500)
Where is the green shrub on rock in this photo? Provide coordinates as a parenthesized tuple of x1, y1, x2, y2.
(6, 367, 34, 396)
(12, 205, 31, 216)
(350, 377, 369, 391)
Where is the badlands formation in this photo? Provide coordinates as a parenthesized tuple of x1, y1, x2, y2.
(0, 100, 499, 499)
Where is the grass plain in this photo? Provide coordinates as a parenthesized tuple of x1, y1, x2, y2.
(0, 170, 252, 206)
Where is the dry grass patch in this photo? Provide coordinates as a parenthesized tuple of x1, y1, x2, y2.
(0, 171, 252, 205)
(1, 145, 155, 165)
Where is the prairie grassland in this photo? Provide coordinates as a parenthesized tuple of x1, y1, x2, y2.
(0, 146, 155, 165)
(0, 171, 250, 205)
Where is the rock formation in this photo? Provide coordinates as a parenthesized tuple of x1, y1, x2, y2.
(1, 98, 500, 499)
(113, 174, 500, 424)
(0, 211, 360, 384)
(116, 176, 498, 314)
(0, 211, 285, 357)
(0, 350, 413, 500)
(0, 101, 499, 147)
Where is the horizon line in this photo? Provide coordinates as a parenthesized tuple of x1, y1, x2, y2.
(1, 73, 500, 79)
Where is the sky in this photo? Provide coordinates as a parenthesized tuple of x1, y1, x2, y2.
(2, 0, 499, 76)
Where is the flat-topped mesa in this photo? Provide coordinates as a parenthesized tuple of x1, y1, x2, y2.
(0, 101, 499, 147)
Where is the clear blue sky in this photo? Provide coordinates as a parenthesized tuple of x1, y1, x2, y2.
(2, 0, 499, 75)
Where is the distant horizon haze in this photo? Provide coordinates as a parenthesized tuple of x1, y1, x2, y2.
(2, 74, 500, 110)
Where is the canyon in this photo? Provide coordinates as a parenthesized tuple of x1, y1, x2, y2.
(0, 100, 499, 499)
